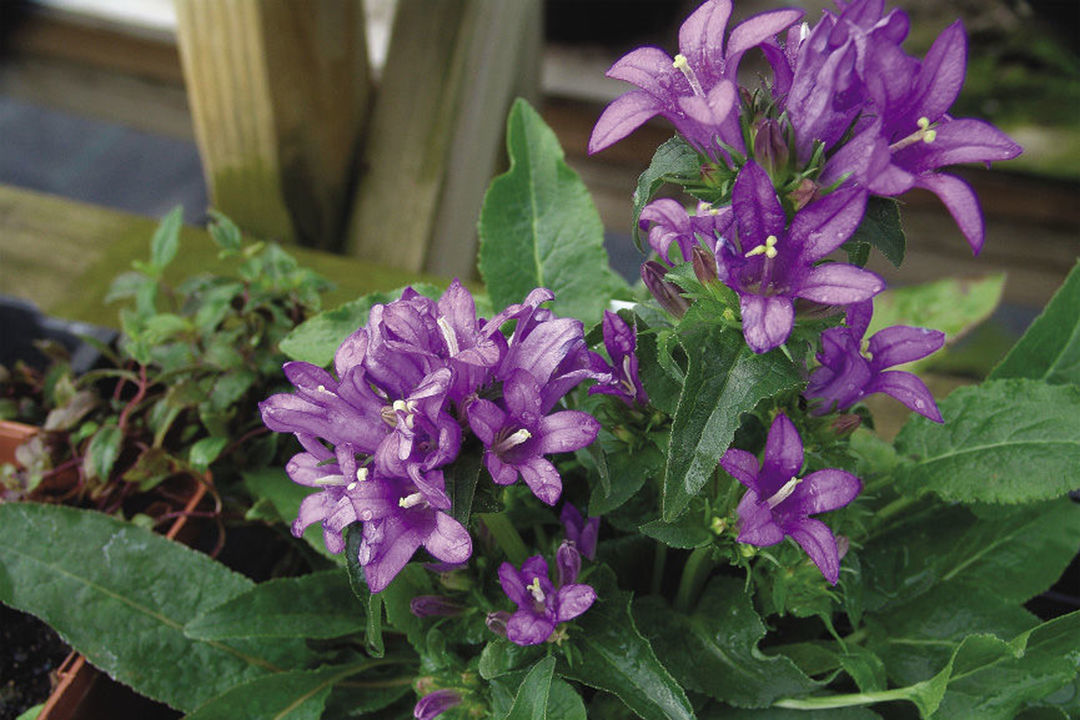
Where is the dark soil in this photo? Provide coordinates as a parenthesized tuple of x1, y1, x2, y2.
(0, 604, 70, 720)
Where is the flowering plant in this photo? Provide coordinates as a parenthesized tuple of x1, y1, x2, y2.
(1, 1, 1077, 718)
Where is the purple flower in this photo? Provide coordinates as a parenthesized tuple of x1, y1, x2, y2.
(588, 0, 803, 158)
(284, 435, 366, 555)
(497, 555, 596, 646)
(560, 503, 599, 561)
(815, 18, 1021, 253)
(414, 689, 462, 720)
(721, 413, 861, 584)
(350, 470, 472, 593)
(806, 301, 944, 422)
(714, 161, 884, 353)
(468, 369, 600, 506)
(639, 198, 731, 267)
(589, 311, 648, 406)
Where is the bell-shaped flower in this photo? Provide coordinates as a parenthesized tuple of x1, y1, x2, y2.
(639, 198, 732, 267)
(589, 311, 648, 407)
(285, 435, 367, 555)
(715, 161, 884, 353)
(468, 369, 600, 506)
(560, 503, 600, 561)
(721, 413, 861, 584)
(588, 0, 803, 158)
(806, 301, 944, 422)
(497, 555, 596, 646)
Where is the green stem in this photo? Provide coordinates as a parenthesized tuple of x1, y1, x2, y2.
(875, 495, 918, 523)
(674, 546, 715, 613)
(478, 512, 529, 566)
(651, 543, 667, 597)
(774, 688, 912, 710)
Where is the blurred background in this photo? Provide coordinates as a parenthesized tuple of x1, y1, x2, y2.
(0, 0, 1077, 387)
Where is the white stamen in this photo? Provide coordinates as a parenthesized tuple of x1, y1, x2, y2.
(437, 316, 460, 356)
(346, 482, 357, 491)
(621, 355, 637, 397)
(527, 577, 546, 603)
(392, 399, 409, 412)
(765, 476, 803, 509)
(672, 53, 705, 97)
(889, 116, 937, 152)
(356, 467, 369, 482)
(398, 492, 426, 509)
(503, 428, 532, 449)
(314, 474, 348, 486)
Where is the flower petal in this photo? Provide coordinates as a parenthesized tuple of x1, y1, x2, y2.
(736, 491, 785, 546)
(783, 517, 841, 585)
(762, 413, 804, 488)
(425, 511, 473, 564)
(606, 46, 675, 95)
(911, 20, 966, 123)
(506, 609, 556, 646)
(733, 161, 786, 245)
(519, 457, 563, 506)
(537, 411, 600, 454)
(797, 264, 884, 305)
(678, 0, 733, 76)
(720, 448, 760, 489)
(791, 469, 862, 515)
(865, 370, 943, 422)
(588, 91, 661, 155)
(868, 325, 945, 369)
(790, 185, 867, 261)
(725, 8, 804, 76)
(912, 172, 985, 254)
(498, 561, 530, 606)
(740, 293, 795, 354)
(555, 584, 597, 623)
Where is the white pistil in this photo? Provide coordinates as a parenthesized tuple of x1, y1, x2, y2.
(437, 316, 460, 356)
(889, 116, 937, 152)
(314, 474, 348, 486)
(672, 53, 705, 97)
(765, 476, 803, 509)
(745, 235, 779, 259)
(503, 428, 532, 449)
(398, 492, 425, 509)
(527, 577, 546, 603)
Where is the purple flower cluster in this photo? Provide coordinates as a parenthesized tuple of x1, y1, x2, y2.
(260, 282, 602, 592)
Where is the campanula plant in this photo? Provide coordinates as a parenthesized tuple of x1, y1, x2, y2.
(1, 1, 1077, 718)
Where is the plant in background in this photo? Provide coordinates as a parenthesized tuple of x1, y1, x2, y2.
(2, 1, 1078, 719)
(1, 210, 329, 539)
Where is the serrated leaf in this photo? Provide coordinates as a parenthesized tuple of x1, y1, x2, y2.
(142, 313, 192, 344)
(631, 136, 702, 250)
(82, 422, 123, 481)
(663, 324, 800, 520)
(150, 206, 183, 272)
(0, 503, 308, 712)
(634, 576, 818, 708)
(866, 274, 1004, 371)
(185, 570, 363, 641)
(279, 285, 441, 367)
(861, 499, 1080, 612)
(478, 98, 626, 323)
(184, 662, 398, 720)
(849, 197, 905, 268)
(894, 379, 1080, 503)
(991, 260, 1080, 385)
(501, 655, 556, 720)
(208, 210, 243, 252)
(559, 567, 696, 720)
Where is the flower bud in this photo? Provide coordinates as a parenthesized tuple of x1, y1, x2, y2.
(485, 611, 511, 637)
(641, 261, 690, 318)
(556, 541, 582, 587)
(691, 245, 718, 285)
(410, 595, 465, 618)
(831, 414, 862, 437)
(414, 688, 463, 720)
(753, 118, 789, 176)
(788, 178, 817, 211)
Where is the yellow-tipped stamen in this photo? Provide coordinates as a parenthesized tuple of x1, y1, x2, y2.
(527, 577, 546, 603)
(889, 116, 938, 151)
(672, 53, 705, 97)
(745, 234, 779, 259)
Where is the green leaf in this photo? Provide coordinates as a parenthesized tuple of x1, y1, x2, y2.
(894, 379, 1080, 503)
(0, 503, 308, 712)
(279, 285, 441, 367)
(663, 324, 800, 520)
(590, 439, 662, 517)
(991, 260, 1080, 385)
(344, 525, 384, 658)
(559, 567, 696, 720)
(637, 325, 683, 416)
(861, 499, 1080, 612)
(189, 436, 228, 471)
(866, 274, 1005, 371)
(479, 638, 545, 680)
(631, 136, 702, 250)
(82, 422, 123, 481)
(150, 206, 184, 272)
(849, 197, 905, 268)
(501, 655, 556, 720)
(839, 648, 888, 694)
(548, 679, 589, 720)
(184, 664, 372, 720)
(448, 449, 483, 527)
(185, 570, 363, 641)
(478, 98, 626, 323)
(705, 708, 881, 719)
(638, 514, 712, 549)
(634, 577, 818, 708)
(208, 210, 243, 253)
(242, 469, 342, 563)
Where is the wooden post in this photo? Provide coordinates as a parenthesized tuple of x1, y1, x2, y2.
(346, 0, 541, 276)
(174, 0, 370, 250)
